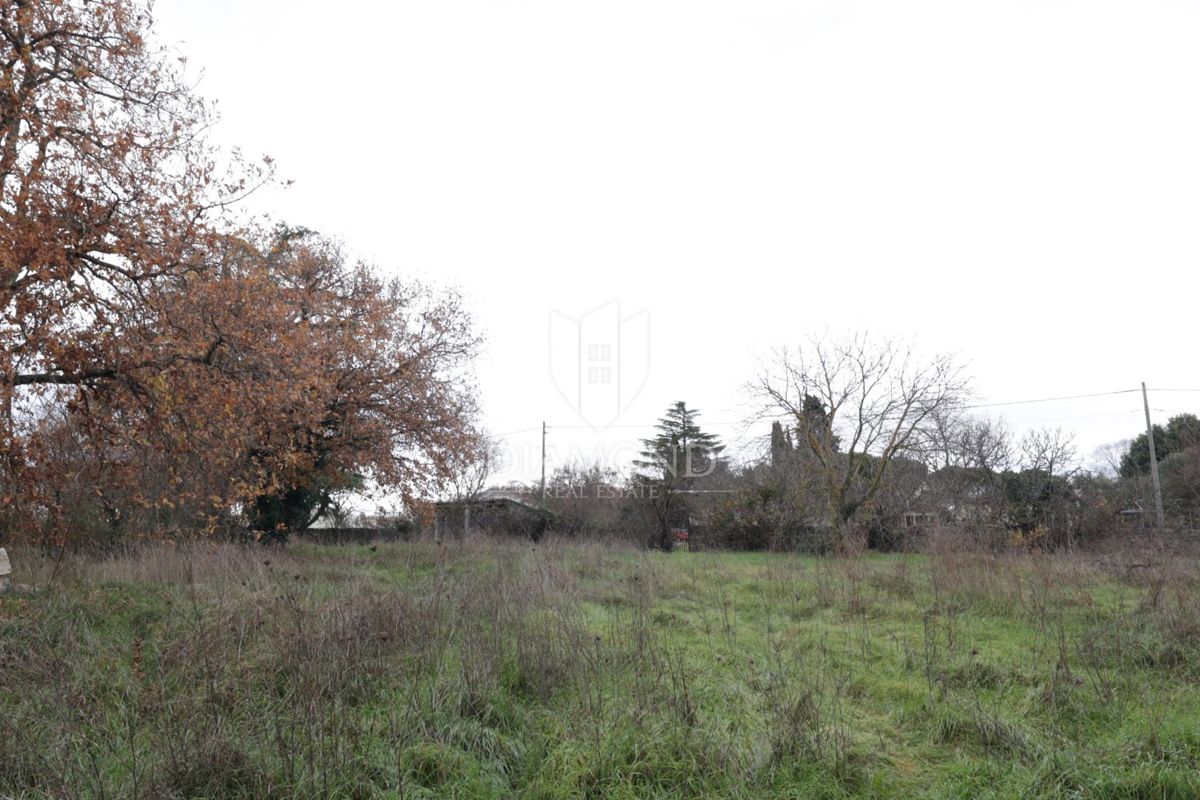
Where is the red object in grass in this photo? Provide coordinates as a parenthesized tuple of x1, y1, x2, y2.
(671, 528, 689, 542)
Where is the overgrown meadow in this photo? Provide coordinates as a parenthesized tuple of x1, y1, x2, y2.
(1, 539, 1199, 799)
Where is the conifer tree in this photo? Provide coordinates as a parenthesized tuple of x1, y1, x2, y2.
(634, 402, 724, 550)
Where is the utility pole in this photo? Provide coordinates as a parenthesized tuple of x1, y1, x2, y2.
(539, 422, 547, 501)
(1142, 382, 1165, 531)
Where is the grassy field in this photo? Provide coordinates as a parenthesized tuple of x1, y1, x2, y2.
(1, 538, 1199, 799)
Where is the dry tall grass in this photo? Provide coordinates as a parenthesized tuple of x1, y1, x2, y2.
(1, 535, 1198, 798)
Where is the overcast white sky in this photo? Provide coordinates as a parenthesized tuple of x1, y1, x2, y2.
(154, 0, 1199, 483)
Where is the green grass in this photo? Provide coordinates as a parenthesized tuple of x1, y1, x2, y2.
(1, 539, 1199, 798)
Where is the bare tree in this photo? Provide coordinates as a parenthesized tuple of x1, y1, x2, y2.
(958, 417, 1013, 475)
(542, 459, 626, 539)
(753, 332, 969, 543)
(1008, 427, 1080, 546)
(446, 435, 502, 501)
(920, 410, 1012, 474)
(1018, 427, 1077, 479)
(1090, 439, 1130, 479)
(916, 412, 1012, 531)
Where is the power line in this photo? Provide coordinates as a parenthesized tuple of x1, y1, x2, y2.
(496, 386, 1187, 440)
(962, 388, 1139, 410)
(1011, 408, 1143, 425)
(494, 421, 748, 436)
(491, 425, 543, 437)
(548, 421, 747, 430)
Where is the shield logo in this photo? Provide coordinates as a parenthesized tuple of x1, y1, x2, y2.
(548, 299, 650, 430)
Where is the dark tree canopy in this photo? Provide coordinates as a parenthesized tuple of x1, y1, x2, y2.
(1119, 413, 1200, 478)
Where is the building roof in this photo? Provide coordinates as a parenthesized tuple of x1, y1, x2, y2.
(434, 494, 551, 515)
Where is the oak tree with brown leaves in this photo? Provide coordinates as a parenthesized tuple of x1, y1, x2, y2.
(0, 2, 482, 544)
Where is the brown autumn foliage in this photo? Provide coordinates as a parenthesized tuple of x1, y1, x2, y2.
(0, 1, 481, 543)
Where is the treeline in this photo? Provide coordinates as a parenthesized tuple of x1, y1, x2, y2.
(0, 1, 483, 546)
(505, 336, 1196, 552)
(522, 408, 1195, 553)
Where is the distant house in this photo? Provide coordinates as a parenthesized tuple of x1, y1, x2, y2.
(902, 510, 936, 529)
(433, 490, 553, 541)
(293, 509, 416, 543)
(1119, 502, 1147, 528)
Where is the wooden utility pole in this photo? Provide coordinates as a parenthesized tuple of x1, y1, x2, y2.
(540, 422, 547, 500)
(1142, 382, 1165, 530)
